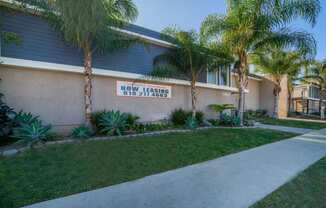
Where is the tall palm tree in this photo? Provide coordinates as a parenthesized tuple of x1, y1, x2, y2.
(17, 0, 138, 127)
(303, 60, 326, 113)
(151, 27, 232, 119)
(251, 49, 307, 118)
(200, 0, 320, 125)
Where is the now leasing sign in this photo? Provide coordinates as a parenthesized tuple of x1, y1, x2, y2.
(116, 81, 172, 98)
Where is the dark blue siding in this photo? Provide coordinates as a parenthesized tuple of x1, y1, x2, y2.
(1, 11, 169, 75)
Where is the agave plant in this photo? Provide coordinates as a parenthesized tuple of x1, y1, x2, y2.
(14, 111, 39, 126)
(185, 116, 198, 129)
(12, 120, 52, 147)
(71, 125, 93, 139)
(98, 110, 128, 136)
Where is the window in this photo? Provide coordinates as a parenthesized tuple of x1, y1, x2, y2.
(207, 71, 217, 84)
(309, 86, 320, 99)
(207, 65, 231, 86)
(219, 65, 229, 86)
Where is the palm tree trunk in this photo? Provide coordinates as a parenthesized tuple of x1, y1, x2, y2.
(274, 93, 280, 119)
(287, 81, 292, 115)
(84, 45, 93, 127)
(238, 86, 245, 125)
(273, 83, 281, 119)
(237, 53, 247, 126)
(319, 89, 323, 114)
(190, 78, 197, 119)
(287, 92, 292, 114)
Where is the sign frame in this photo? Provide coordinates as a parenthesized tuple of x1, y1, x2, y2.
(116, 80, 172, 99)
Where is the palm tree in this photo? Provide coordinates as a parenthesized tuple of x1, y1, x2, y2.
(303, 60, 326, 113)
(251, 49, 307, 118)
(150, 27, 232, 119)
(18, 0, 138, 127)
(200, 0, 320, 125)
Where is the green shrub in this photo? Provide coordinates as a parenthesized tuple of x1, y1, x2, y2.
(207, 119, 220, 126)
(133, 123, 146, 134)
(71, 125, 93, 139)
(244, 109, 268, 120)
(256, 109, 268, 117)
(170, 108, 204, 126)
(0, 93, 16, 139)
(185, 116, 198, 129)
(12, 120, 51, 147)
(220, 113, 241, 127)
(98, 110, 128, 136)
(44, 132, 60, 141)
(146, 123, 170, 131)
(125, 113, 140, 129)
(91, 110, 108, 131)
(170, 108, 188, 126)
(132, 122, 172, 133)
(191, 111, 204, 125)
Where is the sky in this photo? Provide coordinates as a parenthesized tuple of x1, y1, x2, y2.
(134, 0, 326, 60)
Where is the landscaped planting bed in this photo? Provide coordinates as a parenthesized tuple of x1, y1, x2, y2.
(0, 128, 296, 208)
(252, 157, 326, 208)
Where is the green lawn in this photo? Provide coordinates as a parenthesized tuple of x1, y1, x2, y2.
(252, 157, 326, 208)
(0, 128, 296, 208)
(258, 117, 326, 130)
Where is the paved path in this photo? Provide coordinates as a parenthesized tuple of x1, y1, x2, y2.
(25, 130, 326, 208)
(255, 123, 312, 134)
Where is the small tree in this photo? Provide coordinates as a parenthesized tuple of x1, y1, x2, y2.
(150, 27, 232, 120)
(18, 0, 138, 127)
(209, 104, 235, 119)
(251, 49, 307, 118)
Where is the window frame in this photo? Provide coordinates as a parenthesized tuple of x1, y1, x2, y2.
(206, 65, 231, 87)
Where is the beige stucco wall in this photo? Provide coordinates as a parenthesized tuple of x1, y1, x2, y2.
(0, 66, 279, 133)
(259, 77, 275, 116)
(1, 66, 248, 133)
(93, 76, 191, 122)
(0, 66, 85, 132)
(245, 79, 261, 111)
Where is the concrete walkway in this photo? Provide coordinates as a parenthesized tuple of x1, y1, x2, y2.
(255, 123, 312, 134)
(25, 130, 326, 208)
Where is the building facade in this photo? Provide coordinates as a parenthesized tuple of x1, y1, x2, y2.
(0, 6, 276, 133)
(292, 84, 326, 114)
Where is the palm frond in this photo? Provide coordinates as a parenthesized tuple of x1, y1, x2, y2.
(149, 65, 182, 80)
(253, 28, 316, 58)
(275, 0, 321, 26)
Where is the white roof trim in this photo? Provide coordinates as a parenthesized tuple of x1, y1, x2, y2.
(111, 27, 176, 48)
(0, 57, 240, 92)
(231, 72, 262, 81)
